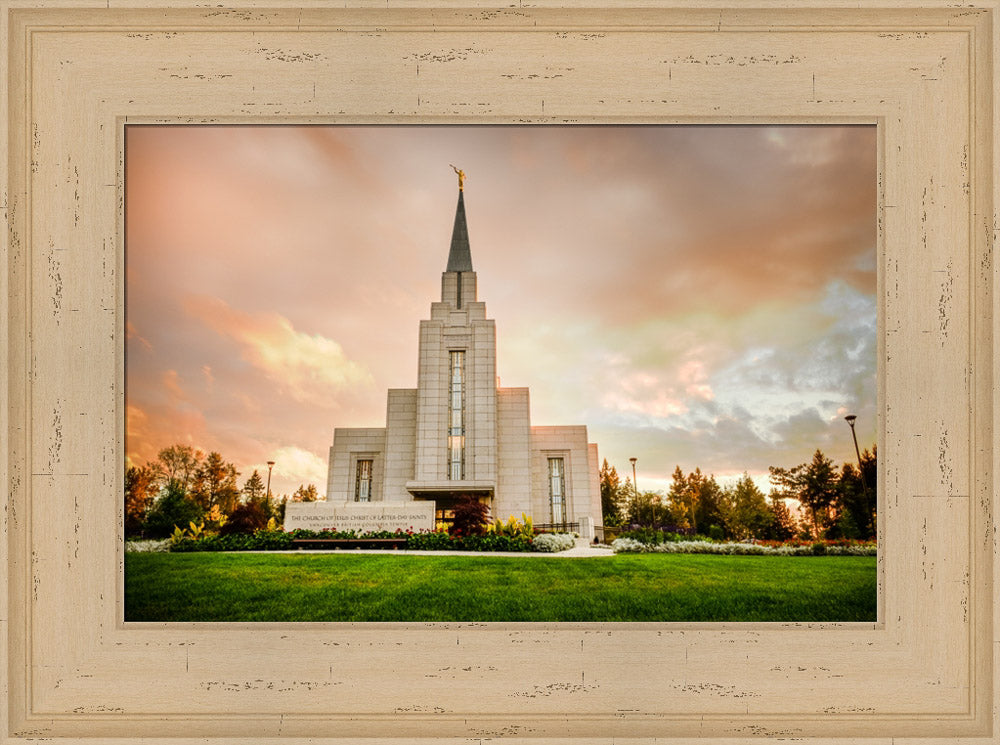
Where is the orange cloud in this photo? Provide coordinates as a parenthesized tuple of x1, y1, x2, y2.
(126, 320, 152, 351)
(183, 295, 374, 406)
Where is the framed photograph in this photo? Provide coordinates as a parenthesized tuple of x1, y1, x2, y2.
(2, 2, 997, 742)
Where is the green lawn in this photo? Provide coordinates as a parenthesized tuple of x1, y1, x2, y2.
(124, 552, 876, 623)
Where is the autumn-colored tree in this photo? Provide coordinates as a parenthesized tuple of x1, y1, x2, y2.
(156, 444, 203, 493)
(190, 451, 240, 514)
(291, 483, 319, 502)
(124, 464, 160, 536)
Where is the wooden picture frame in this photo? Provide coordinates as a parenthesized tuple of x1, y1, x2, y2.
(2, 2, 997, 742)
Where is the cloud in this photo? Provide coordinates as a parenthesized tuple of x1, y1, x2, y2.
(267, 446, 329, 498)
(183, 296, 374, 405)
(126, 320, 152, 351)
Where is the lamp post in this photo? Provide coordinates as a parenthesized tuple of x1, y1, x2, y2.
(629, 457, 638, 502)
(266, 460, 275, 501)
(844, 414, 871, 511)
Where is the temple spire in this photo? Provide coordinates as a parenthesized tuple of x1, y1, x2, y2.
(446, 170, 473, 273)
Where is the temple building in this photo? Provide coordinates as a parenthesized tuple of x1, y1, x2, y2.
(326, 172, 601, 535)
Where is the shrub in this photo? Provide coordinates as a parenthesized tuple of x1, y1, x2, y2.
(619, 527, 687, 545)
(405, 531, 533, 552)
(531, 533, 575, 553)
(168, 528, 295, 552)
(449, 495, 490, 537)
(220, 500, 272, 535)
(488, 513, 534, 540)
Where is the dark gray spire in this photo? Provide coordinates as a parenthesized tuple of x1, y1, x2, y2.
(446, 189, 473, 272)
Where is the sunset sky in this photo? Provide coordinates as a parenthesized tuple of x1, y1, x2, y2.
(125, 125, 877, 498)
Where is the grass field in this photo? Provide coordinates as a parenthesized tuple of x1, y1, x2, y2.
(124, 552, 876, 622)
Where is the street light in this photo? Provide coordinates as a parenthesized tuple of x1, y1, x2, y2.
(266, 460, 275, 501)
(629, 457, 638, 501)
(844, 415, 870, 501)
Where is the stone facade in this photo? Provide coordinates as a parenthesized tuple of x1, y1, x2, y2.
(327, 186, 600, 535)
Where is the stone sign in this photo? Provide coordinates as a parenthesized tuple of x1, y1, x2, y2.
(283, 501, 435, 534)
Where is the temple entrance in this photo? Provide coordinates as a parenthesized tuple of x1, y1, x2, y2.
(413, 493, 493, 531)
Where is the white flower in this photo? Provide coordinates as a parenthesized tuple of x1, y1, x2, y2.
(532, 533, 576, 552)
(124, 539, 171, 553)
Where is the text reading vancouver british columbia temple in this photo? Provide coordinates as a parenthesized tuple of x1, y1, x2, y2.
(323, 168, 602, 537)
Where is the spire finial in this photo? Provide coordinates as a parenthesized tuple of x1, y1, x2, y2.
(450, 164, 466, 191)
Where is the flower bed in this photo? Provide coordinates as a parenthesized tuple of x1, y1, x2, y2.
(164, 527, 577, 553)
(611, 537, 877, 556)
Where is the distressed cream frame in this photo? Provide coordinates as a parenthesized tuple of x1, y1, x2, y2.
(2, 2, 997, 743)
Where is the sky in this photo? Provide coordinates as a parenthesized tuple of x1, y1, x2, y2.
(125, 125, 877, 499)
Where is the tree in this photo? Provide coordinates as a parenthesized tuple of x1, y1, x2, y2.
(292, 483, 318, 503)
(143, 480, 205, 538)
(124, 464, 159, 537)
(242, 470, 266, 503)
(626, 490, 672, 528)
(666, 466, 720, 534)
(725, 473, 773, 540)
(599, 459, 628, 526)
(275, 494, 289, 524)
(449, 494, 489, 537)
(841, 445, 877, 539)
(190, 451, 240, 514)
(220, 500, 272, 535)
(770, 449, 840, 538)
(692, 471, 725, 538)
(666, 466, 694, 531)
(766, 496, 798, 541)
(156, 444, 202, 494)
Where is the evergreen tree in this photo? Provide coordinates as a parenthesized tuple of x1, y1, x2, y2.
(242, 470, 266, 503)
(599, 459, 627, 526)
(770, 449, 840, 538)
(766, 495, 798, 541)
(692, 472, 725, 537)
(666, 466, 693, 531)
(726, 473, 773, 540)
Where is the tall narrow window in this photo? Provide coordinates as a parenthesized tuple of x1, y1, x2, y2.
(448, 351, 465, 480)
(355, 459, 373, 502)
(548, 457, 565, 524)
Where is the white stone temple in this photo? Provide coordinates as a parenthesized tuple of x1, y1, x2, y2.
(326, 173, 601, 535)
